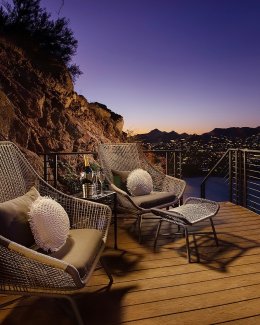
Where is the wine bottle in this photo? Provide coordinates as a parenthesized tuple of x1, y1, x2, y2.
(83, 154, 93, 183)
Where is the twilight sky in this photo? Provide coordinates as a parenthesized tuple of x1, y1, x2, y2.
(41, 0, 260, 134)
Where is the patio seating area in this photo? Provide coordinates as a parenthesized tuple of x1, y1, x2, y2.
(1, 202, 260, 324)
(98, 143, 186, 243)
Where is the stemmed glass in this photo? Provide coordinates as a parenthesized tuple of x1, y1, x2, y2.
(97, 170, 105, 195)
(91, 171, 98, 197)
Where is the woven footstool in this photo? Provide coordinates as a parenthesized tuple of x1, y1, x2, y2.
(151, 197, 220, 262)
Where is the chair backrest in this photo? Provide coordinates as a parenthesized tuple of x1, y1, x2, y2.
(98, 143, 142, 182)
(0, 141, 37, 203)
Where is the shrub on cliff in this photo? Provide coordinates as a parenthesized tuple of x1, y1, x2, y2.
(0, 0, 81, 80)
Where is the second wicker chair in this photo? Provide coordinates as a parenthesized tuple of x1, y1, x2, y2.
(98, 143, 186, 242)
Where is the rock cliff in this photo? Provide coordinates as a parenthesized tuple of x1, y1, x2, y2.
(0, 36, 125, 172)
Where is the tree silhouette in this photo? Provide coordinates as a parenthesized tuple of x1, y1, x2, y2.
(0, 0, 82, 80)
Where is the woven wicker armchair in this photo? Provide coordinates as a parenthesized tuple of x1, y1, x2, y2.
(98, 143, 186, 241)
(0, 141, 113, 325)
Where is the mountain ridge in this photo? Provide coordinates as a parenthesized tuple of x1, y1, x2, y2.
(135, 126, 260, 143)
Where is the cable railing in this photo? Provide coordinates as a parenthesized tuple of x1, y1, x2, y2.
(143, 149, 182, 178)
(40, 151, 95, 193)
(39, 147, 259, 214)
(201, 149, 260, 214)
(39, 148, 182, 194)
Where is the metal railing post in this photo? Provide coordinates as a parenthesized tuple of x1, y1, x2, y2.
(234, 150, 239, 204)
(179, 151, 182, 179)
(173, 151, 176, 177)
(43, 154, 48, 182)
(54, 154, 58, 188)
(165, 151, 168, 175)
(229, 150, 233, 203)
(243, 150, 247, 208)
(239, 150, 243, 205)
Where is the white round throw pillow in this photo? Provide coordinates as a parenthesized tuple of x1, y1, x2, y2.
(127, 169, 153, 196)
(29, 196, 70, 252)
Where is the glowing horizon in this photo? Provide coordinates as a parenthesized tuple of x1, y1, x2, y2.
(123, 124, 260, 136)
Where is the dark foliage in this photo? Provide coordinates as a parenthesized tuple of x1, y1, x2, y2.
(0, 0, 82, 80)
(68, 63, 82, 82)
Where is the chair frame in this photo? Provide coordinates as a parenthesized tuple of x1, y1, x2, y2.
(0, 141, 113, 325)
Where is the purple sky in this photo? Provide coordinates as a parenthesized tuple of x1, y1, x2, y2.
(41, 0, 260, 134)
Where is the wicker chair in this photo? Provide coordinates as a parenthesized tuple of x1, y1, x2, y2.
(98, 143, 186, 242)
(0, 141, 113, 325)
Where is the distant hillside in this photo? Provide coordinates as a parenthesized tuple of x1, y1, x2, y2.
(201, 127, 260, 139)
(136, 128, 188, 143)
(136, 126, 260, 143)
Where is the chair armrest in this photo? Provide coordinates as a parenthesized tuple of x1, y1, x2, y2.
(110, 183, 129, 197)
(0, 236, 84, 293)
(110, 183, 143, 213)
(162, 175, 186, 200)
(38, 179, 111, 240)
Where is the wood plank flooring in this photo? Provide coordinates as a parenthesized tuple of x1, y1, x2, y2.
(0, 202, 259, 325)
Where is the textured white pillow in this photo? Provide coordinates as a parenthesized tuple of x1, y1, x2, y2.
(29, 197, 70, 252)
(127, 169, 153, 196)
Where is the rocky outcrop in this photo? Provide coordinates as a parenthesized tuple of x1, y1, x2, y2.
(0, 36, 126, 172)
(89, 102, 124, 133)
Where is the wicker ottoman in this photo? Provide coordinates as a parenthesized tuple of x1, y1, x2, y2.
(151, 197, 220, 262)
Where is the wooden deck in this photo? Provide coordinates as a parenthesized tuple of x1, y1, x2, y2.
(1, 202, 260, 324)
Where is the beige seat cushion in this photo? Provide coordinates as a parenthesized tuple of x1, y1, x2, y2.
(131, 191, 177, 209)
(50, 228, 103, 278)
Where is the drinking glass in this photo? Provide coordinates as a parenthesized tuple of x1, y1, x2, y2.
(79, 171, 86, 184)
(91, 171, 98, 197)
(97, 170, 105, 195)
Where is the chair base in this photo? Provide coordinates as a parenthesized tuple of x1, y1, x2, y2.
(0, 293, 84, 325)
(0, 258, 113, 325)
(100, 257, 114, 287)
(154, 218, 219, 263)
(184, 218, 219, 263)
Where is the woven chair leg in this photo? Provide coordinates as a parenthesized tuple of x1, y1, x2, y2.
(100, 257, 113, 286)
(138, 215, 143, 243)
(63, 296, 84, 325)
(154, 219, 163, 250)
(177, 224, 184, 235)
(209, 217, 219, 246)
(184, 227, 191, 263)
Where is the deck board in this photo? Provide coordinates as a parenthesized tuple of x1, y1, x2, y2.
(0, 202, 259, 324)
